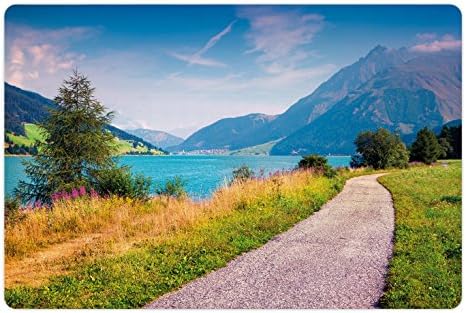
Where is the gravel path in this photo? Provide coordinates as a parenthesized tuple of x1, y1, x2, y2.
(146, 174, 394, 309)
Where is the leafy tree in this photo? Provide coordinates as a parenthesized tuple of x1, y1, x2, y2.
(16, 70, 117, 203)
(438, 125, 461, 159)
(230, 165, 254, 184)
(298, 154, 336, 178)
(410, 127, 443, 164)
(353, 128, 409, 169)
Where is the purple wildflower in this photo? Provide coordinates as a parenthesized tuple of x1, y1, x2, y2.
(90, 188, 99, 198)
(79, 186, 87, 197)
(51, 192, 61, 202)
(62, 191, 71, 201)
(71, 188, 79, 199)
(34, 200, 42, 209)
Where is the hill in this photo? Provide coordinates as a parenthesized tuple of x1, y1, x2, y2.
(4, 83, 166, 155)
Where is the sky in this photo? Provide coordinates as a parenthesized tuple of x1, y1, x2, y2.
(5, 5, 461, 138)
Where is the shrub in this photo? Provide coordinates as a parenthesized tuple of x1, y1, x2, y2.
(410, 127, 444, 164)
(298, 154, 336, 178)
(353, 128, 409, 169)
(93, 166, 152, 200)
(230, 165, 255, 184)
(155, 176, 187, 199)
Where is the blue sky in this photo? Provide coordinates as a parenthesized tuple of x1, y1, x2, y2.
(5, 5, 461, 137)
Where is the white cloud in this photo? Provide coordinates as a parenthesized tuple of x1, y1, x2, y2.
(411, 33, 461, 53)
(237, 7, 324, 73)
(170, 20, 236, 67)
(5, 23, 96, 87)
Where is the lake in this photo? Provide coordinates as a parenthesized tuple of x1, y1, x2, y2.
(4, 155, 351, 199)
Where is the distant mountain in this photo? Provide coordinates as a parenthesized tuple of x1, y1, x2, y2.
(4, 82, 165, 154)
(172, 45, 415, 152)
(126, 128, 183, 149)
(271, 52, 461, 155)
(174, 113, 277, 151)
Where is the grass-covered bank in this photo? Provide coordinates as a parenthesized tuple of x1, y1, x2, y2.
(378, 160, 461, 308)
(5, 169, 345, 308)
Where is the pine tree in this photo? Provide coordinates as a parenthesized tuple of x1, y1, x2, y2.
(410, 127, 443, 164)
(16, 70, 117, 203)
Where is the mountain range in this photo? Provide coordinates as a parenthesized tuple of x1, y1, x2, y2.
(172, 45, 461, 155)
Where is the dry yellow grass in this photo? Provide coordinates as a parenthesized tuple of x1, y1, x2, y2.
(5, 169, 323, 288)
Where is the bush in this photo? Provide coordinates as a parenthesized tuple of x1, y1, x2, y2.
(298, 154, 336, 178)
(230, 165, 255, 184)
(155, 176, 187, 199)
(354, 128, 409, 169)
(93, 166, 152, 200)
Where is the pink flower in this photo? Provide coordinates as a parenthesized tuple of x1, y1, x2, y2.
(34, 200, 42, 209)
(51, 192, 61, 202)
(79, 186, 87, 197)
(90, 188, 99, 198)
(62, 191, 71, 201)
(71, 188, 79, 199)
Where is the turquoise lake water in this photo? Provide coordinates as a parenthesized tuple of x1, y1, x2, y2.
(4, 155, 350, 199)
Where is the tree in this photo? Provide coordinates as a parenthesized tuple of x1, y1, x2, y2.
(16, 70, 117, 203)
(298, 154, 336, 178)
(353, 128, 409, 169)
(438, 125, 461, 159)
(410, 127, 443, 164)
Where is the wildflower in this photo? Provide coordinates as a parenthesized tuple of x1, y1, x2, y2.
(62, 191, 71, 201)
(51, 192, 61, 202)
(79, 186, 87, 197)
(90, 188, 99, 198)
(71, 188, 79, 199)
(34, 200, 42, 209)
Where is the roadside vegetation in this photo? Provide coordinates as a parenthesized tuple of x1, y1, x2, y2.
(378, 160, 461, 308)
(5, 168, 345, 308)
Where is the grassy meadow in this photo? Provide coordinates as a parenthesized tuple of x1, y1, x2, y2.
(378, 160, 461, 308)
(5, 169, 345, 308)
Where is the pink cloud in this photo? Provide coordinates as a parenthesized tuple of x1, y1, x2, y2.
(411, 35, 461, 53)
(5, 24, 96, 86)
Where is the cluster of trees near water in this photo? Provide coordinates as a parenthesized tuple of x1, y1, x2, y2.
(349, 125, 461, 170)
(9, 71, 462, 208)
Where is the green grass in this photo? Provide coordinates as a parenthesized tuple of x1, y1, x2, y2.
(6, 124, 46, 147)
(24, 123, 46, 143)
(378, 160, 461, 308)
(5, 174, 345, 308)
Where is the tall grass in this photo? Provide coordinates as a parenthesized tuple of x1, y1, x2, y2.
(5, 169, 345, 307)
